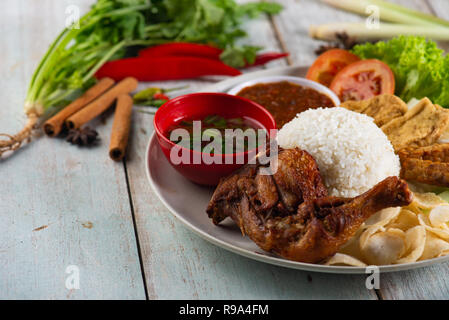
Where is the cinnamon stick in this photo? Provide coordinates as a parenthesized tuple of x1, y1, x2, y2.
(109, 94, 133, 161)
(43, 78, 115, 136)
(66, 77, 138, 130)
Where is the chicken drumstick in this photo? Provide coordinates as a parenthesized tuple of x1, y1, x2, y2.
(207, 148, 413, 263)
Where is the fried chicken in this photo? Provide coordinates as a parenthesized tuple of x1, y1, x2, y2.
(207, 148, 328, 225)
(399, 143, 449, 187)
(207, 148, 413, 263)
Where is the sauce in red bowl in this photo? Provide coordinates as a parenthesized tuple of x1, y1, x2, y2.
(153, 92, 276, 186)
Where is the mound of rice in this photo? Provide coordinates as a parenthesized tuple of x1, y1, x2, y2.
(277, 107, 400, 197)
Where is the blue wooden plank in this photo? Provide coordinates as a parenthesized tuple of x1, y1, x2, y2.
(0, 0, 145, 299)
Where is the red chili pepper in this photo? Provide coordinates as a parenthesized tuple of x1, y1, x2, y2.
(153, 92, 170, 101)
(95, 56, 241, 81)
(139, 43, 289, 68)
(245, 52, 289, 68)
(139, 42, 222, 60)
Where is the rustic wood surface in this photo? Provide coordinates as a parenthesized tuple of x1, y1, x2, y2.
(0, 0, 448, 299)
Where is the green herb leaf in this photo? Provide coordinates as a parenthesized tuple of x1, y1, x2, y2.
(26, 0, 283, 115)
(220, 45, 261, 68)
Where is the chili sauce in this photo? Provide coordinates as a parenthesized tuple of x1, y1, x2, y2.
(237, 81, 335, 128)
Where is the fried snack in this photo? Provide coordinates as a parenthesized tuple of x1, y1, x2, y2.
(341, 94, 407, 127)
(429, 205, 449, 228)
(396, 226, 427, 264)
(324, 253, 366, 267)
(381, 98, 449, 151)
(400, 158, 449, 187)
(361, 228, 406, 265)
(420, 233, 449, 260)
(399, 143, 449, 162)
(330, 192, 449, 266)
(399, 144, 449, 187)
(418, 212, 449, 241)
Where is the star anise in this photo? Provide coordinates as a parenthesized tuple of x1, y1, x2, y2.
(66, 126, 99, 146)
(315, 44, 340, 56)
(314, 32, 361, 56)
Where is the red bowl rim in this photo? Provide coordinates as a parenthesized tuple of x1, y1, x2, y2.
(153, 92, 277, 159)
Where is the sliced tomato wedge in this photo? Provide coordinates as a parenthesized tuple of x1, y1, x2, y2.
(306, 49, 360, 87)
(329, 59, 395, 102)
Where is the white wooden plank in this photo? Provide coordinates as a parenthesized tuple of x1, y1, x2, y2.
(270, 0, 365, 66)
(426, 0, 449, 52)
(236, 0, 288, 68)
(0, 0, 145, 299)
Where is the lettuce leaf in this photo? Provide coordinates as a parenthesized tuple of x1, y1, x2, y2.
(352, 36, 449, 107)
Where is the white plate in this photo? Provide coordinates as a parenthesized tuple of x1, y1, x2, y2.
(226, 75, 340, 106)
(146, 65, 449, 273)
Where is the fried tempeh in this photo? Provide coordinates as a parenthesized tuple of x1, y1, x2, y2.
(400, 158, 449, 187)
(341, 94, 407, 127)
(381, 98, 449, 151)
(399, 143, 449, 187)
(399, 143, 449, 163)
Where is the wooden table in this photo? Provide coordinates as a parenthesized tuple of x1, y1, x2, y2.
(1, 0, 448, 300)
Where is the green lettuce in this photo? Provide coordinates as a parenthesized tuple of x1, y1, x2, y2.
(352, 36, 449, 107)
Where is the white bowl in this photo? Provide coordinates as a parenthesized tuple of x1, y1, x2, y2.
(227, 75, 340, 107)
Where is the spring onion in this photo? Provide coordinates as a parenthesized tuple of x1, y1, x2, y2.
(310, 22, 449, 41)
(322, 0, 449, 28)
(312, 0, 449, 42)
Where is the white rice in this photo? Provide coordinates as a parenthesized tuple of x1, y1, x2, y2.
(277, 107, 400, 197)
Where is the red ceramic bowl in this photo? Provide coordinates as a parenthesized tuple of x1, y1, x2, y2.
(153, 92, 276, 186)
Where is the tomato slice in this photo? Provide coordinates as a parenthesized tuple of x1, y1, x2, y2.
(329, 59, 395, 102)
(306, 49, 360, 87)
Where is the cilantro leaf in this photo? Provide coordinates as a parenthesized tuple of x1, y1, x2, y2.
(220, 45, 261, 68)
(27, 0, 283, 113)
